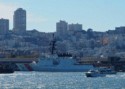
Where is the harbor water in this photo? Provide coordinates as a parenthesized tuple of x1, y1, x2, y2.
(0, 72, 125, 89)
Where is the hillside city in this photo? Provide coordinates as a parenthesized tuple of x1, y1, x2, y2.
(0, 8, 125, 58)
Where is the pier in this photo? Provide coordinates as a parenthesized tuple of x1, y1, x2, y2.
(80, 57, 125, 72)
(0, 58, 38, 63)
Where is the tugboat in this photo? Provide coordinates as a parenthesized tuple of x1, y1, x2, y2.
(86, 67, 116, 77)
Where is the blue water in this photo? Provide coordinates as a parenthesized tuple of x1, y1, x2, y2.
(0, 72, 125, 89)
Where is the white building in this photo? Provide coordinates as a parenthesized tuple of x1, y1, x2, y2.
(13, 8, 26, 33)
(68, 23, 82, 31)
(56, 20, 68, 37)
(0, 18, 9, 34)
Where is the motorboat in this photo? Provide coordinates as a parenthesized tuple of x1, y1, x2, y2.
(86, 67, 116, 77)
(86, 70, 105, 77)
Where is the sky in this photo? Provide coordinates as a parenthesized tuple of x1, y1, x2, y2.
(0, 0, 125, 32)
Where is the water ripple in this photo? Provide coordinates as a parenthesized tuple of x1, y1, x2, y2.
(0, 72, 125, 89)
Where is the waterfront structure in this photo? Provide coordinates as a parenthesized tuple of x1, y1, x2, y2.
(13, 8, 26, 33)
(0, 18, 9, 35)
(68, 23, 82, 31)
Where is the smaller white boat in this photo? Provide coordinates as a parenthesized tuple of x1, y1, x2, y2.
(85, 70, 105, 77)
(86, 67, 116, 77)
